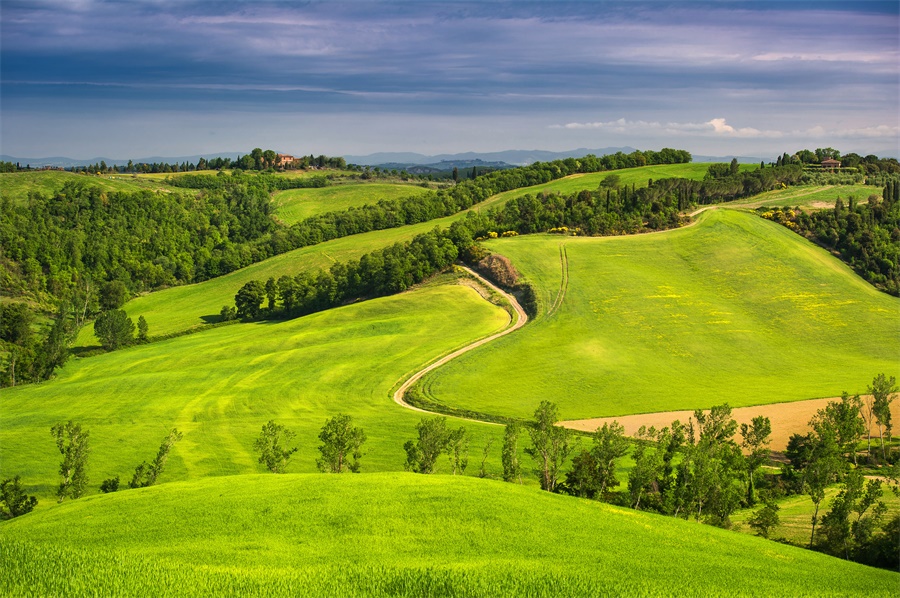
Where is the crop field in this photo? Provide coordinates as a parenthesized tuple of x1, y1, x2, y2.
(272, 182, 432, 225)
(474, 162, 755, 211)
(731, 485, 900, 546)
(4, 284, 510, 501)
(727, 184, 881, 209)
(73, 212, 472, 346)
(3, 473, 896, 598)
(422, 209, 900, 420)
(0, 170, 183, 203)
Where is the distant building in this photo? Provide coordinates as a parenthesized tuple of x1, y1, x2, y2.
(276, 153, 297, 168)
(821, 158, 841, 170)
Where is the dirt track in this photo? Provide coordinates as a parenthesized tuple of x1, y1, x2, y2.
(560, 396, 900, 451)
(391, 267, 528, 418)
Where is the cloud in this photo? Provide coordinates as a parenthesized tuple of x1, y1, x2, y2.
(551, 118, 899, 141)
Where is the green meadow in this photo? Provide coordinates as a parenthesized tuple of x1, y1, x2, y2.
(422, 209, 900, 419)
(73, 212, 472, 346)
(71, 162, 730, 347)
(727, 184, 881, 209)
(3, 473, 895, 597)
(731, 485, 900, 546)
(0, 170, 183, 204)
(474, 162, 755, 211)
(5, 284, 510, 501)
(272, 182, 432, 225)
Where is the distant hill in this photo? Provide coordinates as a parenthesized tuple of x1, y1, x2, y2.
(344, 147, 639, 167)
(0, 153, 244, 168)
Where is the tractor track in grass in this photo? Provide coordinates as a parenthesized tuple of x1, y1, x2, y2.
(392, 267, 528, 420)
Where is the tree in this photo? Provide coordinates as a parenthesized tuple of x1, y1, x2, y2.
(478, 439, 493, 478)
(220, 305, 237, 322)
(740, 415, 772, 505)
(452, 167, 459, 183)
(803, 423, 845, 548)
(816, 393, 865, 465)
(501, 422, 522, 483)
(0, 302, 33, 345)
(729, 157, 739, 176)
(819, 470, 886, 560)
(99, 280, 127, 311)
(136, 315, 149, 343)
(253, 420, 298, 473)
(316, 414, 366, 473)
(525, 401, 572, 492)
(129, 428, 183, 488)
(235, 280, 266, 320)
(0, 476, 37, 519)
(591, 421, 629, 499)
(93, 309, 135, 350)
(100, 476, 120, 493)
(445, 426, 469, 475)
(747, 499, 780, 539)
(868, 374, 897, 462)
(51, 421, 90, 502)
(403, 416, 449, 474)
(265, 277, 277, 311)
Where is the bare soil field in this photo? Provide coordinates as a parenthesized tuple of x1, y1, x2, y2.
(561, 396, 900, 451)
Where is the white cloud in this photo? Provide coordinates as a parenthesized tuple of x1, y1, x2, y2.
(551, 118, 899, 142)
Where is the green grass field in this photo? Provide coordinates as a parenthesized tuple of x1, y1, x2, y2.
(4, 283, 510, 501)
(474, 162, 755, 211)
(73, 212, 472, 346)
(727, 184, 881, 209)
(732, 485, 900, 546)
(272, 182, 432, 225)
(0, 170, 184, 203)
(3, 473, 895, 597)
(422, 209, 900, 420)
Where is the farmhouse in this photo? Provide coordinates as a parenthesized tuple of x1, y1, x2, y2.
(821, 158, 841, 170)
(276, 153, 297, 168)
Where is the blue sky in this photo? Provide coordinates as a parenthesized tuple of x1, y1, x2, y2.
(2, 1, 897, 159)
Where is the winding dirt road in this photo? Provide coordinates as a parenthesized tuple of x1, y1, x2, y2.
(391, 267, 528, 417)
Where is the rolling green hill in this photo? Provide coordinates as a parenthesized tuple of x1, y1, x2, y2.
(727, 184, 881, 209)
(272, 182, 432, 225)
(421, 209, 900, 419)
(0, 170, 185, 203)
(72, 162, 725, 346)
(3, 473, 895, 597)
(474, 162, 756, 212)
(4, 283, 509, 499)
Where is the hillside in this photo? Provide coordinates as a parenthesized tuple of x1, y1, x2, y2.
(272, 182, 432, 225)
(421, 209, 900, 419)
(3, 283, 510, 498)
(3, 473, 895, 597)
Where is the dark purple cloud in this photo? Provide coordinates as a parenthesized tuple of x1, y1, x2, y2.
(1, 1, 897, 157)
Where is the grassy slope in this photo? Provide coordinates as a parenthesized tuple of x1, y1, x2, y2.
(731, 485, 900, 545)
(0, 171, 183, 203)
(272, 183, 431, 225)
(727, 184, 881, 209)
(72, 163, 724, 345)
(3, 284, 510, 501)
(3, 473, 895, 597)
(423, 209, 900, 419)
(474, 162, 755, 211)
(73, 213, 468, 345)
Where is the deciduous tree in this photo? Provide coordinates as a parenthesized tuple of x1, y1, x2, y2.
(316, 414, 366, 473)
(129, 428, 183, 488)
(525, 401, 572, 492)
(93, 309, 135, 350)
(254, 420, 298, 473)
(501, 422, 522, 483)
(0, 476, 37, 519)
(403, 416, 449, 474)
(51, 421, 90, 502)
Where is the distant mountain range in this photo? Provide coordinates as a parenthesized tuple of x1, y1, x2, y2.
(0, 153, 244, 169)
(2, 148, 773, 169)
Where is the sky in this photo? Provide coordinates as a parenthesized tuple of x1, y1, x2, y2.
(1, 0, 898, 160)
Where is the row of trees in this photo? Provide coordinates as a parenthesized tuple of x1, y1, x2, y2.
(253, 416, 366, 474)
(762, 184, 900, 295)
